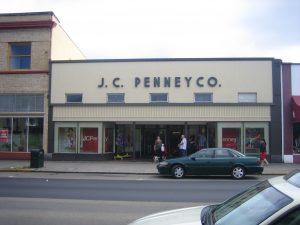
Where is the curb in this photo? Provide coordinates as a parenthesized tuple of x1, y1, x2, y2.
(0, 168, 286, 176)
(0, 168, 34, 172)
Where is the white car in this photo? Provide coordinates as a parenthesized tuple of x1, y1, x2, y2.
(128, 169, 300, 225)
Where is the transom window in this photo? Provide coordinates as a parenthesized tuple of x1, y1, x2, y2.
(194, 93, 213, 103)
(238, 93, 257, 103)
(0, 95, 44, 112)
(10, 43, 31, 69)
(150, 93, 168, 103)
(66, 94, 82, 103)
(107, 93, 125, 103)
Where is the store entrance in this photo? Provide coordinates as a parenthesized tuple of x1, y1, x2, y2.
(138, 123, 217, 159)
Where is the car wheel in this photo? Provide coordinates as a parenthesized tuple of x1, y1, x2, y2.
(231, 166, 245, 179)
(172, 165, 185, 179)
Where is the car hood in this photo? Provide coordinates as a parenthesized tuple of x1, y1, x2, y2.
(128, 205, 205, 225)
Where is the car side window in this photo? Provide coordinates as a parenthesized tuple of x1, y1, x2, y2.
(215, 149, 232, 158)
(193, 149, 214, 158)
(273, 208, 300, 225)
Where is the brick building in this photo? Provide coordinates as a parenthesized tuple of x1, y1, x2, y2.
(0, 12, 84, 159)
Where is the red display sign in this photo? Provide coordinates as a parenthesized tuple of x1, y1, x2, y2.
(0, 129, 9, 143)
(222, 128, 239, 150)
(81, 128, 98, 152)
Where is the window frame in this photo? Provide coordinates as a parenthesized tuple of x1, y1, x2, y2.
(65, 94, 83, 103)
(238, 93, 257, 103)
(107, 93, 125, 103)
(150, 93, 168, 103)
(9, 42, 32, 70)
(194, 93, 213, 103)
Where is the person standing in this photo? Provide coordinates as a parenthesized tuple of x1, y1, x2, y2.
(259, 139, 269, 166)
(178, 134, 187, 157)
(154, 136, 163, 162)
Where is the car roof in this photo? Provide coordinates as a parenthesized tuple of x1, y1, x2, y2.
(268, 170, 300, 203)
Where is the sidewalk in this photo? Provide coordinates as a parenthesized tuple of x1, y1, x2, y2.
(0, 159, 299, 175)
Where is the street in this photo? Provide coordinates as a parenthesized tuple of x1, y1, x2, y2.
(0, 173, 273, 225)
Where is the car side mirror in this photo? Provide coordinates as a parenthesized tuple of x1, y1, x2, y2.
(190, 157, 196, 161)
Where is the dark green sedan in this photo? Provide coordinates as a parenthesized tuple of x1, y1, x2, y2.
(157, 148, 264, 179)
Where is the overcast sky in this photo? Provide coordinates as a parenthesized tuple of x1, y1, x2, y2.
(1, 0, 300, 62)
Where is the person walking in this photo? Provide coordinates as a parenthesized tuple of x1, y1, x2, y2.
(154, 136, 163, 162)
(178, 134, 187, 157)
(259, 139, 269, 166)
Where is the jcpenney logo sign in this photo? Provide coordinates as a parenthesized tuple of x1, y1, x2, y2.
(98, 76, 221, 88)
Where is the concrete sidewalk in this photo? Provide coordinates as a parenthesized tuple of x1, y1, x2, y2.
(0, 159, 299, 175)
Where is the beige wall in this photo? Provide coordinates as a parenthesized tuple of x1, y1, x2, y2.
(51, 60, 273, 104)
(51, 24, 85, 60)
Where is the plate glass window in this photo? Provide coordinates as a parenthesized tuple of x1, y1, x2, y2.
(195, 93, 213, 103)
(10, 43, 31, 69)
(238, 93, 257, 103)
(66, 94, 82, 103)
(150, 93, 168, 103)
(107, 93, 124, 103)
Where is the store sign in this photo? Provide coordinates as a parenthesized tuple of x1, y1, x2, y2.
(0, 129, 9, 143)
(97, 76, 220, 88)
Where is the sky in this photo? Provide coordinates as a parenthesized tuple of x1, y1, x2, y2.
(1, 0, 300, 62)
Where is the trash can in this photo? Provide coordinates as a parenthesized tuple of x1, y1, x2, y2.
(30, 149, 44, 168)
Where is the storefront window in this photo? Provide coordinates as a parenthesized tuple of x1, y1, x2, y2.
(115, 125, 132, 154)
(80, 128, 98, 153)
(28, 118, 43, 151)
(293, 123, 300, 154)
(222, 128, 241, 151)
(105, 128, 114, 153)
(0, 118, 11, 151)
(245, 128, 264, 155)
(12, 118, 27, 151)
(58, 127, 76, 152)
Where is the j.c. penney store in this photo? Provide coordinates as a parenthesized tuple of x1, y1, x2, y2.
(49, 58, 282, 162)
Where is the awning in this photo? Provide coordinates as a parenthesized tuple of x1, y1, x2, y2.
(292, 96, 300, 123)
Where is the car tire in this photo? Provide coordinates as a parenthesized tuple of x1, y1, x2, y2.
(172, 165, 185, 179)
(231, 166, 246, 179)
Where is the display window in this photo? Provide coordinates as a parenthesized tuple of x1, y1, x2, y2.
(58, 127, 77, 153)
(222, 128, 241, 151)
(245, 128, 265, 154)
(115, 125, 133, 154)
(0, 117, 43, 152)
(105, 128, 114, 153)
(0, 118, 11, 151)
(80, 128, 98, 153)
(293, 123, 300, 154)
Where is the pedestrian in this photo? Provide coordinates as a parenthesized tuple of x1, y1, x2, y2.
(259, 139, 269, 166)
(178, 134, 187, 157)
(198, 130, 207, 150)
(154, 136, 163, 162)
(188, 135, 197, 154)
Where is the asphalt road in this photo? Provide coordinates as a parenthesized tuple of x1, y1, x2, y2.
(0, 173, 269, 225)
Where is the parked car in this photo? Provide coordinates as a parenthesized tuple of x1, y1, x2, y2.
(157, 148, 263, 179)
(128, 169, 300, 225)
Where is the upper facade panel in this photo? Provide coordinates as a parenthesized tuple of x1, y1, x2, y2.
(51, 59, 274, 104)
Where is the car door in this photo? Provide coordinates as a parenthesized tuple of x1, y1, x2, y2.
(210, 148, 235, 174)
(188, 148, 214, 175)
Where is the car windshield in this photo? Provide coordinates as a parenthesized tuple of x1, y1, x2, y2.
(284, 169, 300, 188)
(229, 149, 245, 157)
(212, 181, 293, 225)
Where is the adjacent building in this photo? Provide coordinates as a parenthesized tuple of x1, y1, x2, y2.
(282, 63, 300, 163)
(0, 12, 84, 159)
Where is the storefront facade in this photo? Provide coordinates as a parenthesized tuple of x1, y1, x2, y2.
(0, 12, 85, 159)
(49, 58, 282, 162)
(282, 63, 300, 163)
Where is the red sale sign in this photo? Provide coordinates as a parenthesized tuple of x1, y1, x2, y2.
(0, 129, 9, 143)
